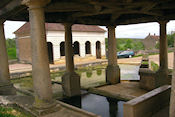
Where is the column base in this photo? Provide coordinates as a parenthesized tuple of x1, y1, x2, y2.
(155, 68, 169, 88)
(62, 72, 81, 97)
(33, 97, 56, 110)
(106, 65, 120, 84)
(30, 103, 61, 116)
(0, 83, 16, 95)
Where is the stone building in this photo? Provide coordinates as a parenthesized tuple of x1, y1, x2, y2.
(14, 23, 106, 63)
(142, 33, 159, 50)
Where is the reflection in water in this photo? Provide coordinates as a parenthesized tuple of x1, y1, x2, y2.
(119, 64, 140, 80)
(61, 96, 81, 108)
(107, 98, 118, 117)
(12, 64, 140, 92)
(86, 71, 92, 78)
(61, 93, 124, 117)
(96, 69, 102, 76)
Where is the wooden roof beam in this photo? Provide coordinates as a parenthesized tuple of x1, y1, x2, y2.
(0, 0, 21, 17)
(46, 2, 95, 12)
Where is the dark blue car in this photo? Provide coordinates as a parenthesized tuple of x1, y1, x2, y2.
(117, 50, 135, 58)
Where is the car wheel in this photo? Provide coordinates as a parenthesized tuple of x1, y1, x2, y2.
(129, 55, 132, 58)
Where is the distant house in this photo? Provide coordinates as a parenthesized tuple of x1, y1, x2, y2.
(14, 23, 106, 64)
(142, 33, 159, 50)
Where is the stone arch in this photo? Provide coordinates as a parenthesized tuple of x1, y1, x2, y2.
(96, 41, 101, 59)
(73, 41, 80, 55)
(85, 41, 91, 54)
(47, 42, 54, 64)
(60, 41, 65, 56)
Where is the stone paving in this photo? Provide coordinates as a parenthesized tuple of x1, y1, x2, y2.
(9, 59, 107, 74)
(0, 95, 99, 117)
(89, 82, 148, 101)
(149, 52, 174, 69)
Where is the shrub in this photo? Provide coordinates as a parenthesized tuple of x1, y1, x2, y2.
(151, 61, 159, 71)
(7, 48, 16, 60)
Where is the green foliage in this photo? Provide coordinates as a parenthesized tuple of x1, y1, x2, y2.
(7, 48, 16, 60)
(86, 71, 92, 78)
(132, 41, 145, 51)
(6, 38, 16, 49)
(116, 39, 144, 51)
(142, 61, 148, 65)
(96, 69, 102, 76)
(151, 61, 159, 71)
(6, 38, 17, 60)
(167, 33, 175, 48)
(156, 33, 175, 49)
(0, 106, 28, 117)
(155, 42, 159, 49)
(124, 39, 133, 49)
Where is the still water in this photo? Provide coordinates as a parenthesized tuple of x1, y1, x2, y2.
(61, 93, 124, 117)
(12, 64, 139, 117)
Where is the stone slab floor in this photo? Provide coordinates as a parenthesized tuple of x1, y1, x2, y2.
(0, 95, 99, 117)
(89, 82, 148, 101)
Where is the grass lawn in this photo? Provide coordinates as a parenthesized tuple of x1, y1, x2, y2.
(0, 106, 30, 117)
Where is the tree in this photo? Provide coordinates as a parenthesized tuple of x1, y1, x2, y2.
(6, 38, 16, 49)
(155, 33, 175, 49)
(167, 33, 174, 48)
(124, 39, 133, 49)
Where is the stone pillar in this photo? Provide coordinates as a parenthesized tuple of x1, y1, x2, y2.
(80, 42, 85, 57)
(155, 21, 169, 87)
(22, 0, 55, 109)
(106, 26, 120, 84)
(53, 44, 60, 60)
(101, 41, 106, 56)
(0, 20, 16, 95)
(62, 23, 80, 97)
(91, 42, 96, 56)
(170, 42, 175, 117)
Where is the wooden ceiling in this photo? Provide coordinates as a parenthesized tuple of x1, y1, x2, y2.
(1, 0, 175, 26)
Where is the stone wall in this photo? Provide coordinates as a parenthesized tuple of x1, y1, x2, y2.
(123, 85, 171, 117)
(16, 37, 32, 63)
(142, 36, 158, 50)
(135, 48, 174, 55)
(16, 31, 106, 63)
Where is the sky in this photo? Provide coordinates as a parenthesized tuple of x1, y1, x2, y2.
(4, 20, 175, 39)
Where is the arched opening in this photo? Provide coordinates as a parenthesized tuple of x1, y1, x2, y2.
(73, 41, 80, 55)
(96, 41, 101, 59)
(60, 42, 65, 56)
(47, 42, 54, 64)
(85, 41, 91, 54)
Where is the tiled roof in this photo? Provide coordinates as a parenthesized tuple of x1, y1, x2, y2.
(149, 35, 159, 40)
(14, 22, 106, 34)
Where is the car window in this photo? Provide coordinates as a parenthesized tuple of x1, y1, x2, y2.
(121, 51, 129, 54)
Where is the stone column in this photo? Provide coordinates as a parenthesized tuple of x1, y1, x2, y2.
(62, 23, 80, 97)
(53, 44, 60, 60)
(170, 41, 175, 117)
(0, 20, 16, 95)
(80, 42, 85, 57)
(91, 43, 96, 56)
(155, 21, 169, 87)
(22, 0, 55, 109)
(106, 26, 120, 84)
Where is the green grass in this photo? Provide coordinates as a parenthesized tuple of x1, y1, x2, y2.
(0, 106, 29, 117)
(142, 61, 149, 65)
(7, 48, 17, 60)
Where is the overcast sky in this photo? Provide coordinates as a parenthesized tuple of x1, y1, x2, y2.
(4, 20, 175, 39)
